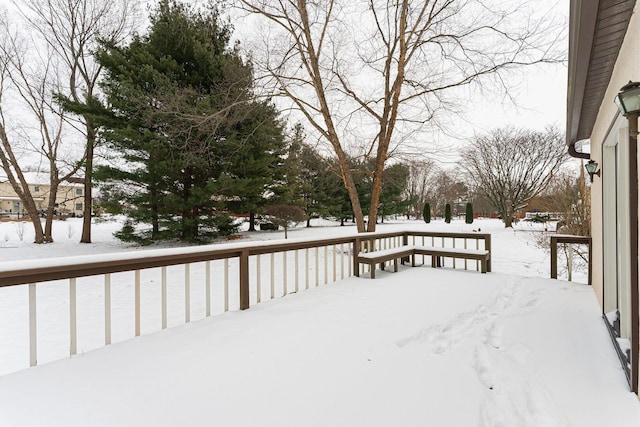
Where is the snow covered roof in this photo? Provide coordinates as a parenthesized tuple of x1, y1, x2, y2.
(0, 171, 83, 187)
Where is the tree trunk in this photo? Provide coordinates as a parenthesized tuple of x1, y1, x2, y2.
(80, 124, 95, 243)
(504, 215, 513, 227)
(339, 158, 365, 232)
(248, 211, 256, 231)
(7, 180, 45, 243)
(150, 185, 160, 238)
(0, 132, 45, 243)
(503, 205, 514, 227)
(181, 171, 197, 240)
(367, 163, 384, 232)
(43, 180, 58, 243)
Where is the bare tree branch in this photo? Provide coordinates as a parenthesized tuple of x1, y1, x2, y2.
(237, 0, 565, 231)
(460, 126, 568, 227)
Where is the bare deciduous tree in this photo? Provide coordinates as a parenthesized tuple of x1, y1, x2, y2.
(12, 0, 139, 243)
(403, 159, 438, 219)
(0, 17, 81, 243)
(428, 169, 469, 218)
(237, 0, 564, 232)
(528, 166, 591, 279)
(460, 127, 568, 227)
(532, 167, 591, 236)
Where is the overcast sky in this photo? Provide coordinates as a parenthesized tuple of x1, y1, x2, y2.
(4, 0, 571, 167)
(229, 0, 571, 164)
(431, 0, 569, 163)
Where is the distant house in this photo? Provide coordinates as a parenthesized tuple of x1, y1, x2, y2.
(0, 172, 85, 217)
(566, 0, 639, 394)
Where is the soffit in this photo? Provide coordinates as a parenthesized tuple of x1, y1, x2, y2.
(566, 0, 636, 149)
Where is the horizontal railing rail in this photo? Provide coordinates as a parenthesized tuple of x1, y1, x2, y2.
(550, 234, 592, 285)
(0, 229, 491, 374)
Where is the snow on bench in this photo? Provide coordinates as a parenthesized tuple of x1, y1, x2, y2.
(356, 244, 490, 279)
(356, 246, 414, 279)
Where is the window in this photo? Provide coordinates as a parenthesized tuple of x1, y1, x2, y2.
(76, 188, 82, 195)
(34, 186, 40, 192)
(75, 203, 83, 211)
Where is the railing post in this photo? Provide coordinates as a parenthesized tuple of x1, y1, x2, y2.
(587, 237, 593, 286)
(567, 243, 573, 282)
(324, 246, 328, 284)
(353, 237, 360, 277)
(240, 250, 250, 310)
(402, 232, 410, 263)
(135, 270, 141, 336)
(29, 283, 37, 367)
(105, 274, 111, 345)
(185, 264, 190, 323)
(256, 255, 262, 303)
(70, 278, 77, 356)
(224, 259, 230, 311)
(161, 266, 167, 329)
(283, 251, 288, 296)
(205, 261, 211, 316)
(485, 234, 492, 272)
(550, 235, 558, 280)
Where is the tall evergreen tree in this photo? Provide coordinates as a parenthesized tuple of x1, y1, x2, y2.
(283, 124, 343, 226)
(379, 163, 411, 221)
(220, 101, 287, 232)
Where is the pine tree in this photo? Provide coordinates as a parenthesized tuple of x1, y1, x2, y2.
(92, 0, 285, 242)
(280, 124, 341, 227)
(379, 163, 411, 221)
(465, 202, 474, 224)
(221, 101, 287, 232)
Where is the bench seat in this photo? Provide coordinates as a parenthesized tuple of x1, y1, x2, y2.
(356, 246, 414, 279)
(356, 245, 491, 278)
(411, 245, 490, 273)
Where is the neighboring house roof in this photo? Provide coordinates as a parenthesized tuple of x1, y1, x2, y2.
(0, 172, 83, 187)
(566, 0, 636, 156)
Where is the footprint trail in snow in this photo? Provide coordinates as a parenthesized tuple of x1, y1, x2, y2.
(396, 276, 567, 425)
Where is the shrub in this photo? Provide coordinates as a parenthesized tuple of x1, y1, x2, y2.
(264, 204, 306, 238)
(212, 214, 239, 237)
(423, 203, 431, 223)
(465, 202, 474, 224)
(445, 203, 452, 223)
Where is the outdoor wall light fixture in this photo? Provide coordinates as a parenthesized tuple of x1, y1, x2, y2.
(615, 81, 640, 117)
(585, 160, 600, 183)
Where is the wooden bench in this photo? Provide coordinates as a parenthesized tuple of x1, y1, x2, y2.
(411, 246, 490, 274)
(356, 246, 414, 279)
(356, 244, 491, 279)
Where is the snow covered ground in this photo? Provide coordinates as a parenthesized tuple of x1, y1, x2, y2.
(0, 217, 639, 426)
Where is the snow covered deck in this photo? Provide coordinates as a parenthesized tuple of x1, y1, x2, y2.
(1, 266, 639, 426)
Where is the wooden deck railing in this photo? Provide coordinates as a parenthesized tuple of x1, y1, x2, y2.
(0, 230, 490, 373)
(550, 234, 592, 285)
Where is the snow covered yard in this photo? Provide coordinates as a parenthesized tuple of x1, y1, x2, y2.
(0, 218, 639, 426)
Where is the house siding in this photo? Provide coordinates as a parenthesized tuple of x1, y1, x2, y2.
(588, 2, 640, 393)
(0, 181, 84, 217)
